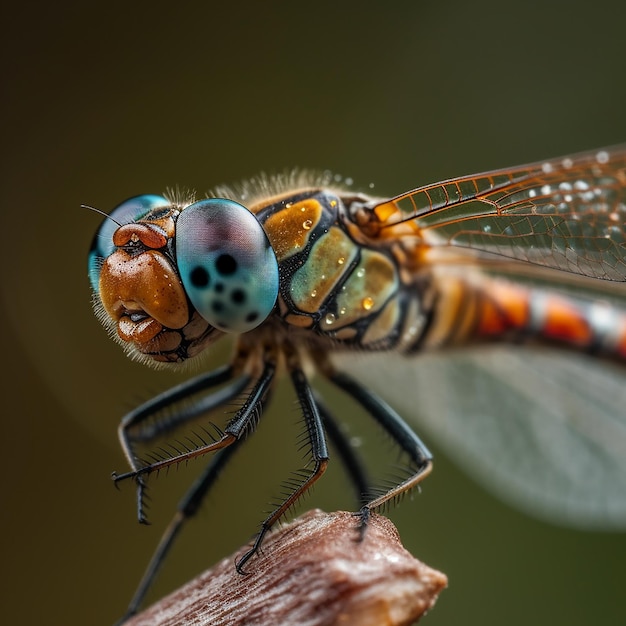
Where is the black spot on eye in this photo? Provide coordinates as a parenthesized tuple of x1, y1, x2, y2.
(216, 253, 237, 275)
(190, 266, 210, 287)
(245, 311, 259, 324)
(212, 301, 224, 313)
(215, 282, 224, 293)
(231, 289, 246, 304)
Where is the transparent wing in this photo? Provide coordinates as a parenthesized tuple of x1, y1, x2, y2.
(372, 145, 626, 281)
(331, 346, 626, 530)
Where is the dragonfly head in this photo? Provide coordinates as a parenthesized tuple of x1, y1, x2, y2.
(88, 195, 279, 365)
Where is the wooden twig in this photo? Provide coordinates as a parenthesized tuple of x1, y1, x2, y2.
(126, 509, 447, 626)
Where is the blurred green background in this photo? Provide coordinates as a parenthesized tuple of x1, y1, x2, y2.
(3, 1, 626, 624)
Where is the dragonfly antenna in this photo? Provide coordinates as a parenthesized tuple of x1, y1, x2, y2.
(81, 204, 122, 227)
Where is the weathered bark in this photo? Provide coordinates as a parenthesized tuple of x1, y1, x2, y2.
(126, 509, 447, 626)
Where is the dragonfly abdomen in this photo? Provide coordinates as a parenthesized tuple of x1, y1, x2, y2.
(428, 276, 626, 359)
(524, 290, 626, 358)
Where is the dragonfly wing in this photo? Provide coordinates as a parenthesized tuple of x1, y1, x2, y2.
(425, 206, 626, 281)
(331, 346, 626, 530)
(372, 145, 626, 281)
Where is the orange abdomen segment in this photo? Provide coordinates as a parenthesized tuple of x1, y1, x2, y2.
(475, 280, 626, 358)
(475, 282, 531, 337)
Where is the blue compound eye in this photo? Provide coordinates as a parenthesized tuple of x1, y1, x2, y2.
(176, 199, 279, 333)
(88, 194, 170, 293)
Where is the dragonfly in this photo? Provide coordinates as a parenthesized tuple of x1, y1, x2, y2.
(88, 145, 626, 624)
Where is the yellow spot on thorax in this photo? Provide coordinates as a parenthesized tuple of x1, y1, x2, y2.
(263, 199, 323, 261)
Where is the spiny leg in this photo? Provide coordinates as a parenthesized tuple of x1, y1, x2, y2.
(235, 364, 329, 574)
(115, 359, 276, 482)
(314, 392, 372, 506)
(114, 436, 245, 626)
(124, 371, 252, 446)
(112, 365, 243, 524)
(117, 341, 259, 471)
(114, 354, 276, 523)
(327, 370, 433, 534)
(118, 364, 239, 469)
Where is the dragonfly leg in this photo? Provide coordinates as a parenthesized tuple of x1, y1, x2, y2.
(113, 354, 276, 523)
(113, 438, 245, 625)
(117, 365, 236, 465)
(235, 364, 329, 574)
(314, 392, 372, 505)
(114, 365, 243, 522)
(327, 370, 433, 535)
